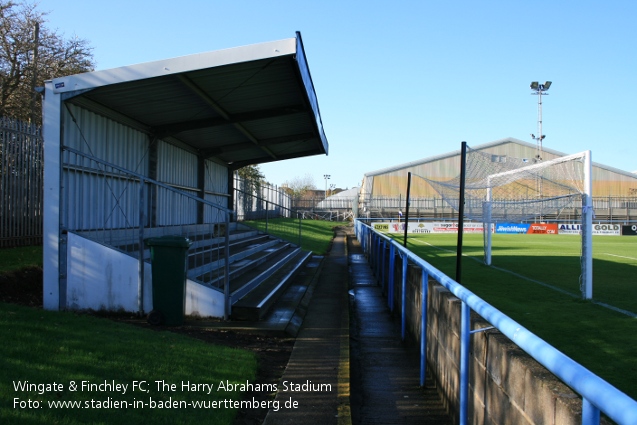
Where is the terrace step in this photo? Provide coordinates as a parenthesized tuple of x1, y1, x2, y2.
(231, 249, 312, 321)
(191, 240, 293, 289)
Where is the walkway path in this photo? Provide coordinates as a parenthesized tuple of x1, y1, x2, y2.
(263, 230, 350, 424)
(264, 227, 452, 424)
(347, 232, 452, 424)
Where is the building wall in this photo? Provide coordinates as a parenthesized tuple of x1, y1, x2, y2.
(362, 140, 637, 200)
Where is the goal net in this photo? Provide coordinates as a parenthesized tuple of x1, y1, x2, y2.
(414, 145, 593, 299)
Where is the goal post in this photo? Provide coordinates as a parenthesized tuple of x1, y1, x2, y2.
(582, 150, 593, 299)
(413, 146, 594, 300)
(481, 150, 593, 299)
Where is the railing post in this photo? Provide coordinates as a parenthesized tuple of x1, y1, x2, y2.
(298, 212, 302, 247)
(376, 236, 382, 278)
(265, 200, 269, 233)
(401, 255, 407, 341)
(381, 239, 387, 291)
(138, 179, 145, 315)
(459, 301, 471, 425)
(421, 268, 428, 387)
(582, 398, 600, 425)
(389, 243, 395, 312)
(369, 232, 374, 270)
(224, 211, 231, 321)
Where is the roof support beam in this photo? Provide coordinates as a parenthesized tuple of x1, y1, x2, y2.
(151, 105, 307, 136)
(198, 132, 315, 160)
(175, 74, 277, 160)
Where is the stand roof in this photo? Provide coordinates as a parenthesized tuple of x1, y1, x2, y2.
(49, 32, 328, 169)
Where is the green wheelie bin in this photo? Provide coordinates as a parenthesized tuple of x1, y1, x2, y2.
(145, 235, 192, 326)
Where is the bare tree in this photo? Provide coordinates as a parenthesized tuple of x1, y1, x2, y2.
(0, 1, 95, 125)
(283, 173, 316, 201)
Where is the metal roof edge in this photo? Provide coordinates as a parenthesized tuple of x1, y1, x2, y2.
(470, 137, 571, 157)
(49, 37, 298, 94)
(294, 31, 328, 155)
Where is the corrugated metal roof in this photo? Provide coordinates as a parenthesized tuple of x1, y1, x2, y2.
(364, 137, 637, 180)
(51, 32, 327, 170)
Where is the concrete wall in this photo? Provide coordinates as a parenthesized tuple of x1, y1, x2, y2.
(384, 255, 608, 425)
(66, 233, 224, 317)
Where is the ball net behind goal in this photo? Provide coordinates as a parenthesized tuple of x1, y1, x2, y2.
(412, 145, 593, 299)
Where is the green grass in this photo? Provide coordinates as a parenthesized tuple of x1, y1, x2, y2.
(244, 218, 343, 255)
(396, 232, 637, 400)
(1, 302, 257, 424)
(0, 245, 43, 273)
(0, 221, 339, 423)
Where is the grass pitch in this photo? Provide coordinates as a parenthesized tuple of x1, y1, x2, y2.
(396, 232, 637, 400)
(403, 233, 637, 314)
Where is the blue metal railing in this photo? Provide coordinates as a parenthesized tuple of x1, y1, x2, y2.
(355, 219, 637, 425)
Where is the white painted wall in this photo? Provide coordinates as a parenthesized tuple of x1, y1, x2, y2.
(66, 233, 224, 318)
(66, 233, 152, 312)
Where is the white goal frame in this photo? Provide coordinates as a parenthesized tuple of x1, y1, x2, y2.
(483, 150, 593, 299)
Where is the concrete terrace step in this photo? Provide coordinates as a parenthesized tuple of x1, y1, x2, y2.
(187, 235, 280, 282)
(81, 221, 312, 323)
(191, 240, 293, 288)
(231, 249, 311, 321)
(228, 244, 300, 299)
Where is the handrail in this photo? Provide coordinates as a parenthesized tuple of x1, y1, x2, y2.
(355, 219, 637, 425)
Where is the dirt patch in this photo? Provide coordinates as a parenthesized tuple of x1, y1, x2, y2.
(0, 266, 293, 425)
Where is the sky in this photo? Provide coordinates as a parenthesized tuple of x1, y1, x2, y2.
(37, 0, 637, 189)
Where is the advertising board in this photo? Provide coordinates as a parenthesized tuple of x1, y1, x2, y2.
(558, 224, 581, 235)
(592, 224, 621, 236)
(373, 221, 626, 236)
(495, 223, 530, 234)
(527, 223, 558, 234)
(622, 225, 637, 236)
(373, 222, 488, 234)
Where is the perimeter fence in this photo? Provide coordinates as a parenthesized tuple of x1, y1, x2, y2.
(0, 117, 43, 248)
(355, 219, 637, 425)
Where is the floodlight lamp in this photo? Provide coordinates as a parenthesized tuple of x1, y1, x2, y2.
(543, 81, 552, 90)
(530, 81, 539, 90)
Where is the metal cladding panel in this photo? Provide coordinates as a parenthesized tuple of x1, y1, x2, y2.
(478, 141, 560, 163)
(243, 113, 312, 139)
(78, 78, 215, 127)
(204, 195, 228, 221)
(62, 170, 141, 231)
(190, 58, 302, 114)
(62, 104, 149, 174)
(364, 139, 637, 200)
(156, 141, 198, 188)
(204, 161, 229, 222)
(155, 188, 198, 226)
(592, 167, 637, 196)
(178, 125, 246, 150)
(205, 160, 228, 195)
